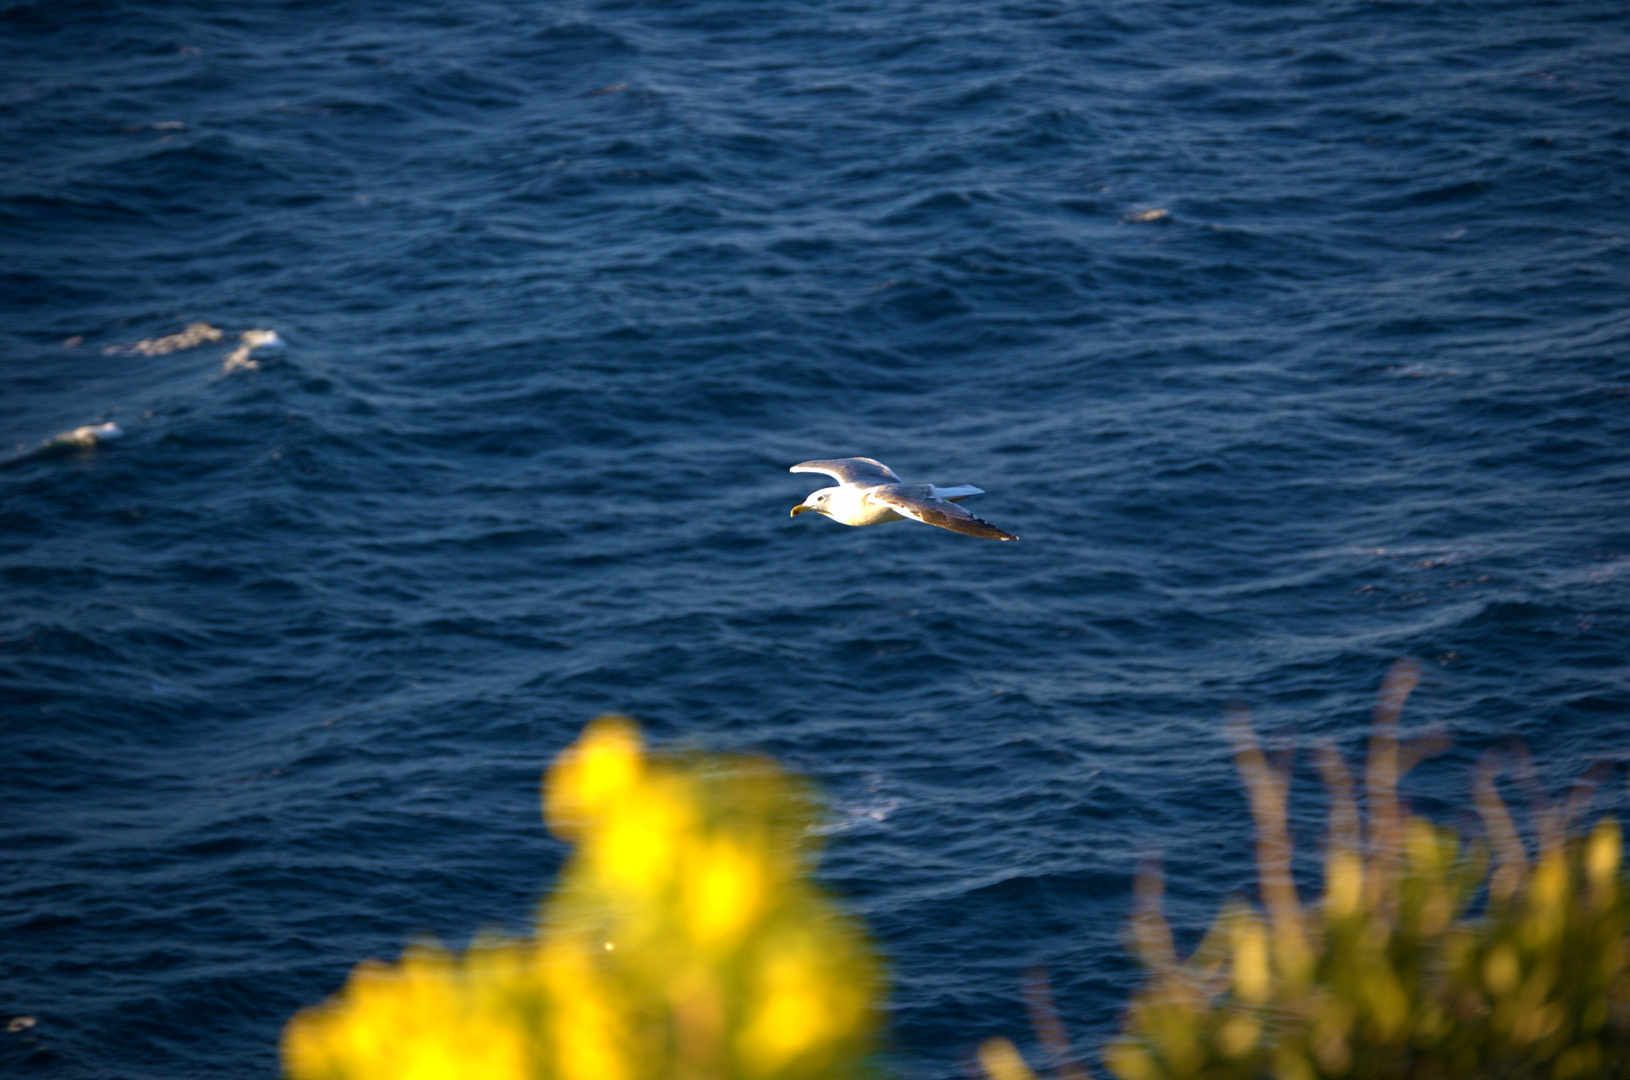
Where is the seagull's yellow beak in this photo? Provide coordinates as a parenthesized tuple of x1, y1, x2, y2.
(790, 504, 813, 517)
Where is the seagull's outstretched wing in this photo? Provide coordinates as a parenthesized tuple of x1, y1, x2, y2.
(790, 457, 901, 486)
(867, 486, 1018, 541)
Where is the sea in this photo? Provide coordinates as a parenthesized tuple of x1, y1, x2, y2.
(2, 1, 1627, 1076)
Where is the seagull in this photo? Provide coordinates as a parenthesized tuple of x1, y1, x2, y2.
(789, 457, 1018, 541)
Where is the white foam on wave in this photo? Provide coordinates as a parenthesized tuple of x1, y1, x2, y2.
(94, 321, 283, 372)
(105, 321, 223, 357)
(221, 329, 284, 373)
(50, 421, 123, 448)
(811, 793, 903, 836)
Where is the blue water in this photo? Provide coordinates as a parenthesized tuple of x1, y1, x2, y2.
(3, 1, 1628, 1075)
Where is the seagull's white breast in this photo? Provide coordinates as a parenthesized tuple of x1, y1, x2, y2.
(829, 484, 903, 526)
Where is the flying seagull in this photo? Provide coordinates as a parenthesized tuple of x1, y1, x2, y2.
(789, 457, 1018, 541)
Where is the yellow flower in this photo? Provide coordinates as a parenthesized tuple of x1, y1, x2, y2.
(685, 835, 767, 948)
(976, 1038, 1039, 1080)
(590, 778, 691, 898)
(539, 935, 634, 1080)
(285, 717, 881, 1080)
(1324, 849, 1363, 919)
(1586, 819, 1621, 900)
(282, 946, 532, 1080)
(1231, 918, 1271, 1004)
(738, 932, 853, 1075)
(545, 715, 643, 841)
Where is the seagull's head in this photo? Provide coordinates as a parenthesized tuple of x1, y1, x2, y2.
(790, 489, 833, 518)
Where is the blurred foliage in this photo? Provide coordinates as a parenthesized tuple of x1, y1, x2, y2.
(283, 717, 881, 1080)
(984, 660, 1630, 1080)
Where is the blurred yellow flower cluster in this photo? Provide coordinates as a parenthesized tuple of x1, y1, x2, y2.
(284, 717, 880, 1080)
